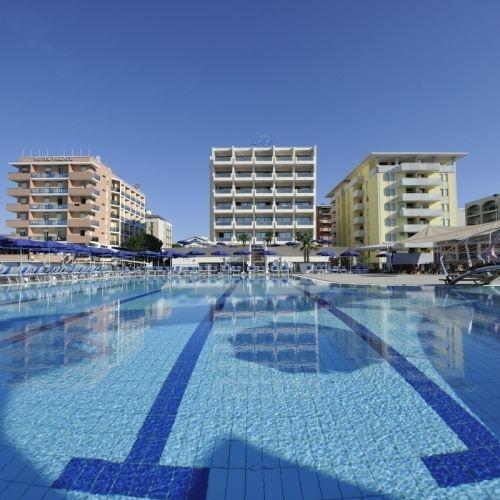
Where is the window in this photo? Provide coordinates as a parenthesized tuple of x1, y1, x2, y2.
(80, 229, 85, 236)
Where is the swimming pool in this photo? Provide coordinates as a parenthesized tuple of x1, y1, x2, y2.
(0, 277, 499, 499)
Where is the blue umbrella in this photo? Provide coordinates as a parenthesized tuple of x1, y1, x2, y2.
(263, 249, 277, 256)
(234, 249, 251, 256)
(162, 250, 183, 258)
(0, 235, 13, 247)
(217, 242, 227, 246)
(286, 241, 299, 246)
(186, 249, 205, 257)
(211, 250, 229, 256)
(317, 250, 336, 257)
(315, 239, 331, 245)
(340, 249, 360, 257)
(117, 250, 135, 258)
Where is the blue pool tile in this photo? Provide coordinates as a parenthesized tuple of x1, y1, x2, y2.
(298, 466, 323, 500)
(19, 485, 50, 499)
(206, 468, 227, 500)
(263, 469, 283, 500)
(245, 469, 264, 499)
(226, 469, 245, 500)
(280, 466, 302, 500)
(317, 473, 342, 499)
(0, 481, 29, 499)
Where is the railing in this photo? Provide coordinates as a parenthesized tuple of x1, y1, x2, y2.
(215, 220, 232, 226)
(255, 188, 272, 193)
(255, 219, 273, 225)
(296, 156, 314, 161)
(214, 156, 232, 162)
(31, 172, 68, 179)
(276, 204, 293, 209)
(276, 156, 293, 162)
(275, 188, 293, 193)
(255, 204, 272, 209)
(296, 172, 314, 177)
(235, 220, 252, 225)
(296, 189, 313, 194)
(32, 188, 68, 194)
(254, 172, 272, 177)
(276, 219, 293, 225)
(236, 189, 252, 194)
(296, 219, 313, 224)
(235, 205, 253, 210)
(30, 203, 68, 210)
(215, 189, 232, 194)
(214, 172, 232, 178)
(276, 172, 293, 177)
(30, 219, 67, 226)
(215, 204, 232, 210)
(234, 156, 252, 162)
(255, 156, 272, 162)
(234, 172, 252, 178)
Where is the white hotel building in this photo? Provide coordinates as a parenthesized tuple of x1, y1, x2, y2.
(210, 146, 316, 244)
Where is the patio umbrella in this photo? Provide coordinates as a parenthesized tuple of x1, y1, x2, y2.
(233, 249, 251, 255)
(186, 249, 205, 257)
(317, 250, 336, 257)
(340, 249, 360, 257)
(162, 250, 184, 258)
(211, 250, 229, 256)
(285, 241, 299, 246)
(315, 239, 331, 245)
(263, 249, 277, 256)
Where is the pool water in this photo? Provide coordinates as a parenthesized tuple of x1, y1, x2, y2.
(0, 277, 499, 499)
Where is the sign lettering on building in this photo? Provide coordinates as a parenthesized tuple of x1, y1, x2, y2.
(33, 156, 73, 162)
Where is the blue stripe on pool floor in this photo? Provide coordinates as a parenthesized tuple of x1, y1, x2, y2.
(52, 280, 239, 499)
(298, 283, 500, 488)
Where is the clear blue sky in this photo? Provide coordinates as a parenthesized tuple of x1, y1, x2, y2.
(1, 0, 499, 240)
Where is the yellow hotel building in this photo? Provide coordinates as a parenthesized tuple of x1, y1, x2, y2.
(326, 152, 466, 261)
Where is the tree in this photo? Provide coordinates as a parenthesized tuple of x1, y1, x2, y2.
(264, 231, 274, 246)
(297, 232, 315, 263)
(238, 233, 249, 246)
(124, 233, 163, 252)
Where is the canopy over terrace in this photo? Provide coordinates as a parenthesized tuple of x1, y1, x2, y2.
(396, 220, 500, 246)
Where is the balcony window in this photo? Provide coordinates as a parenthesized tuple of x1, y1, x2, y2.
(276, 232, 293, 241)
(216, 203, 232, 210)
(276, 188, 292, 193)
(276, 202, 293, 209)
(234, 171, 252, 178)
(215, 218, 232, 226)
(255, 218, 272, 225)
(255, 203, 271, 209)
(255, 187, 272, 193)
(296, 217, 312, 224)
(296, 202, 312, 208)
(236, 188, 252, 194)
(276, 172, 292, 178)
(236, 202, 252, 209)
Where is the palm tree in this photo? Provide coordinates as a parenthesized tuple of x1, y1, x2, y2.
(297, 232, 315, 263)
(264, 231, 274, 246)
(238, 233, 249, 246)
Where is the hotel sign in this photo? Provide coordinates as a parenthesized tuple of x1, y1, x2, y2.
(33, 156, 73, 161)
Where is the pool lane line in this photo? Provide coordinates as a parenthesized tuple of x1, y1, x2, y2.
(296, 283, 500, 488)
(0, 286, 166, 350)
(52, 280, 240, 499)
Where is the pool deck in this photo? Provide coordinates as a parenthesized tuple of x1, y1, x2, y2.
(296, 272, 450, 286)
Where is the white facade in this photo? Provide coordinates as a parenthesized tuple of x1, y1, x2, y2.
(465, 194, 499, 226)
(145, 212, 173, 248)
(210, 146, 316, 244)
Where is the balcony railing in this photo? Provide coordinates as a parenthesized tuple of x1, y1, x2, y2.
(276, 156, 293, 162)
(276, 172, 293, 178)
(30, 219, 67, 226)
(32, 188, 68, 194)
(31, 172, 68, 179)
(31, 203, 68, 210)
(296, 172, 314, 177)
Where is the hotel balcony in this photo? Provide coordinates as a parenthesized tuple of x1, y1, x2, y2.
(274, 172, 294, 180)
(350, 175, 363, 188)
(214, 221, 233, 228)
(213, 172, 233, 181)
(254, 172, 273, 180)
(353, 230, 365, 238)
(397, 162, 445, 173)
(31, 172, 69, 179)
(31, 203, 68, 211)
(31, 187, 68, 195)
(68, 187, 100, 197)
(352, 202, 364, 212)
(275, 189, 294, 197)
(69, 171, 101, 182)
(234, 155, 253, 163)
(68, 203, 99, 213)
(399, 177, 441, 187)
(295, 155, 314, 164)
(353, 216, 364, 225)
(254, 189, 273, 197)
(400, 208, 441, 217)
(7, 187, 30, 197)
(6, 219, 29, 228)
(295, 171, 314, 179)
(213, 155, 232, 164)
(6, 203, 29, 212)
(254, 156, 273, 164)
(295, 189, 314, 196)
(400, 224, 427, 233)
(8, 172, 30, 182)
(30, 219, 67, 227)
(295, 221, 314, 228)
(233, 172, 253, 181)
(255, 205, 273, 212)
(352, 189, 363, 199)
(275, 155, 293, 163)
(234, 206, 253, 213)
(213, 204, 233, 213)
(234, 189, 253, 197)
(295, 205, 314, 212)
(275, 204, 294, 212)
(68, 218, 99, 228)
(399, 193, 441, 202)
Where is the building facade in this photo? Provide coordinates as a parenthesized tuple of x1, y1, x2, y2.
(145, 211, 173, 248)
(315, 204, 334, 243)
(210, 146, 316, 244)
(6, 155, 145, 246)
(465, 194, 499, 226)
(326, 152, 465, 258)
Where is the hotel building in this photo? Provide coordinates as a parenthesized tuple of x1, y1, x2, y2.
(145, 211, 173, 248)
(6, 155, 146, 247)
(316, 204, 334, 243)
(326, 152, 466, 259)
(465, 194, 499, 226)
(210, 146, 316, 244)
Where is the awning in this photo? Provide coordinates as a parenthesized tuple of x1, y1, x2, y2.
(397, 220, 500, 245)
